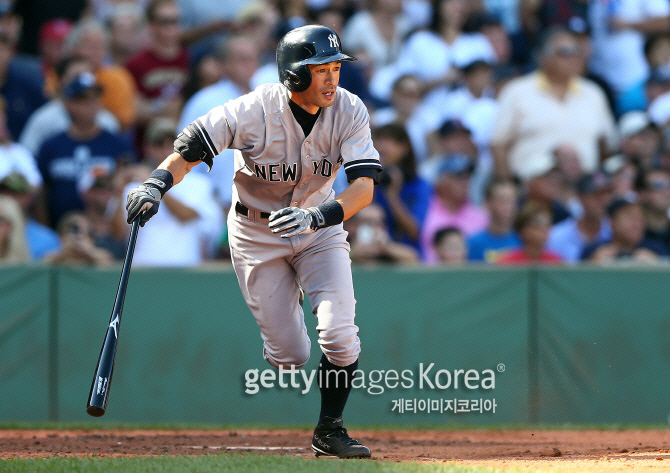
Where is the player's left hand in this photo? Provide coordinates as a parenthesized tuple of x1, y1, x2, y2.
(268, 206, 316, 238)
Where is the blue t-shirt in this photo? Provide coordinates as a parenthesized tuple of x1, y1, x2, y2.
(37, 130, 134, 226)
(25, 219, 61, 260)
(467, 230, 520, 263)
(375, 176, 432, 252)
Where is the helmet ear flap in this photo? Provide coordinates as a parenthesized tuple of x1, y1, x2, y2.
(285, 65, 311, 93)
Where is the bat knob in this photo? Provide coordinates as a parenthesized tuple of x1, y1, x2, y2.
(86, 405, 106, 417)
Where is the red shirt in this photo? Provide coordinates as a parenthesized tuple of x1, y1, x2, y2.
(125, 48, 189, 99)
(496, 249, 563, 265)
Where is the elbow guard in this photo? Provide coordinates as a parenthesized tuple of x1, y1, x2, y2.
(174, 122, 216, 171)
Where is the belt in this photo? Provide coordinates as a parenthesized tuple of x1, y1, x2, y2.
(235, 201, 271, 220)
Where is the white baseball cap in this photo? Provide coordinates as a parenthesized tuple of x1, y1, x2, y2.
(618, 111, 652, 140)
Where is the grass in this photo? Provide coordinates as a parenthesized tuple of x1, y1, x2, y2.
(0, 454, 522, 473)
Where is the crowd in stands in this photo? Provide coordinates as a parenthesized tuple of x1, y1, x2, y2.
(2, 0, 670, 267)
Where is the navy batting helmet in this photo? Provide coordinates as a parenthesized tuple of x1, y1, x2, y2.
(276, 25, 356, 93)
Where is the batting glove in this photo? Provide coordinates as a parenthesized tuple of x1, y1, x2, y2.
(126, 169, 173, 227)
(268, 207, 320, 238)
(126, 184, 161, 226)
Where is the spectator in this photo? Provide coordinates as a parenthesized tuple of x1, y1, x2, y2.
(341, 0, 413, 74)
(0, 194, 31, 263)
(178, 34, 260, 131)
(645, 68, 670, 124)
(20, 56, 120, 156)
(178, 34, 261, 210)
(617, 110, 662, 169)
(345, 202, 419, 265)
(421, 59, 497, 150)
(125, 0, 189, 126)
(434, 226, 467, 265)
(62, 18, 138, 130)
(636, 167, 670, 253)
(0, 172, 60, 260)
(603, 154, 639, 201)
(490, 27, 616, 180)
(588, 0, 670, 114)
(0, 95, 42, 188)
(522, 152, 573, 224)
(373, 123, 432, 252)
(370, 0, 496, 102)
(36, 72, 134, 228)
(45, 211, 113, 265)
(37, 18, 73, 94)
(497, 201, 563, 265)
(107, 2, 147, 66)
(0, 1, 20, 45)
(372, 74, 440, 162)
(0, 23, 47, 140)
(79, 167, 126, 259)
(419, 119, 478, 185)
(582, 197, 667, 263)
(547, 172, 613, 264)
(117, 117, 223, 266)
(420, 154, 488, 264)
(467, 178, 520, 264)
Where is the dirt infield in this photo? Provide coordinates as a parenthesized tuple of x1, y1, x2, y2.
(1, 428, 668, 471)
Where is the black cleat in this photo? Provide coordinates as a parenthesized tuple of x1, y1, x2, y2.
(311, 416, 371, 459)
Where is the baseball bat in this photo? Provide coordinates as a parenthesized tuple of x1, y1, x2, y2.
(86, 215, 141, 417)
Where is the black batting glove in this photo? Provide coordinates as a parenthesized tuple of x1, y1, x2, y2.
(125, 169, 174, 226)
(126, 184, 161, 226)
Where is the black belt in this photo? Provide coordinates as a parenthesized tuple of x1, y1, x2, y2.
(235, 201, 271, 219)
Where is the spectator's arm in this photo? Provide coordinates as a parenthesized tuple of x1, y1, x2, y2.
(491, 142, 511, 179)
(610, 16, 670, 34)
(161, 193, 199, 222)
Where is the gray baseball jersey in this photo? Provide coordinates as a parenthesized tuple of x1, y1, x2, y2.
(190, 82, 381, 368)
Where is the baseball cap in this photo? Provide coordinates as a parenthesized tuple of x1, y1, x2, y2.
(618, 111, 652, 140)
(576, 172, 610, 194)
(460, 59, 492, 75)
(0, 172, 30, 193)
(438, 119, 471, 138)
(77, 166, 113, 195)
(63, 72, 103, 99)
(145, 117, 177, 144)
(437, 154, 475, 176)
(39, 18, 73, 44)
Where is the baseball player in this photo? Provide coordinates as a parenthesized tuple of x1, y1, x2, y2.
(125, 25, 381, 458)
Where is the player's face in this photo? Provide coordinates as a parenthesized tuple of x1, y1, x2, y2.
(292, 62, 341, 114)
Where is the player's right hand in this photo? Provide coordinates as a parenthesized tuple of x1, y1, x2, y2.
(126, 184, 161, 226)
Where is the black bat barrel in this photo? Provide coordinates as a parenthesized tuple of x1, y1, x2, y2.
(86, 216, 141, 416)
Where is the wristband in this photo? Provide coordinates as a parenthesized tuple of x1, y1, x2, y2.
(308, 200, 344, 230)
(144, 169, 174, 197)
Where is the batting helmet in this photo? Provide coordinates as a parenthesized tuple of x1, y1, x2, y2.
(276, 25, 356, 93)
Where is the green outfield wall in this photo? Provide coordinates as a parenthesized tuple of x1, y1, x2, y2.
(1, 265, 668, 425)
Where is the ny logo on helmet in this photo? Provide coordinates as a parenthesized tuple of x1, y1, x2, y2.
(328, 34, 339, 49)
